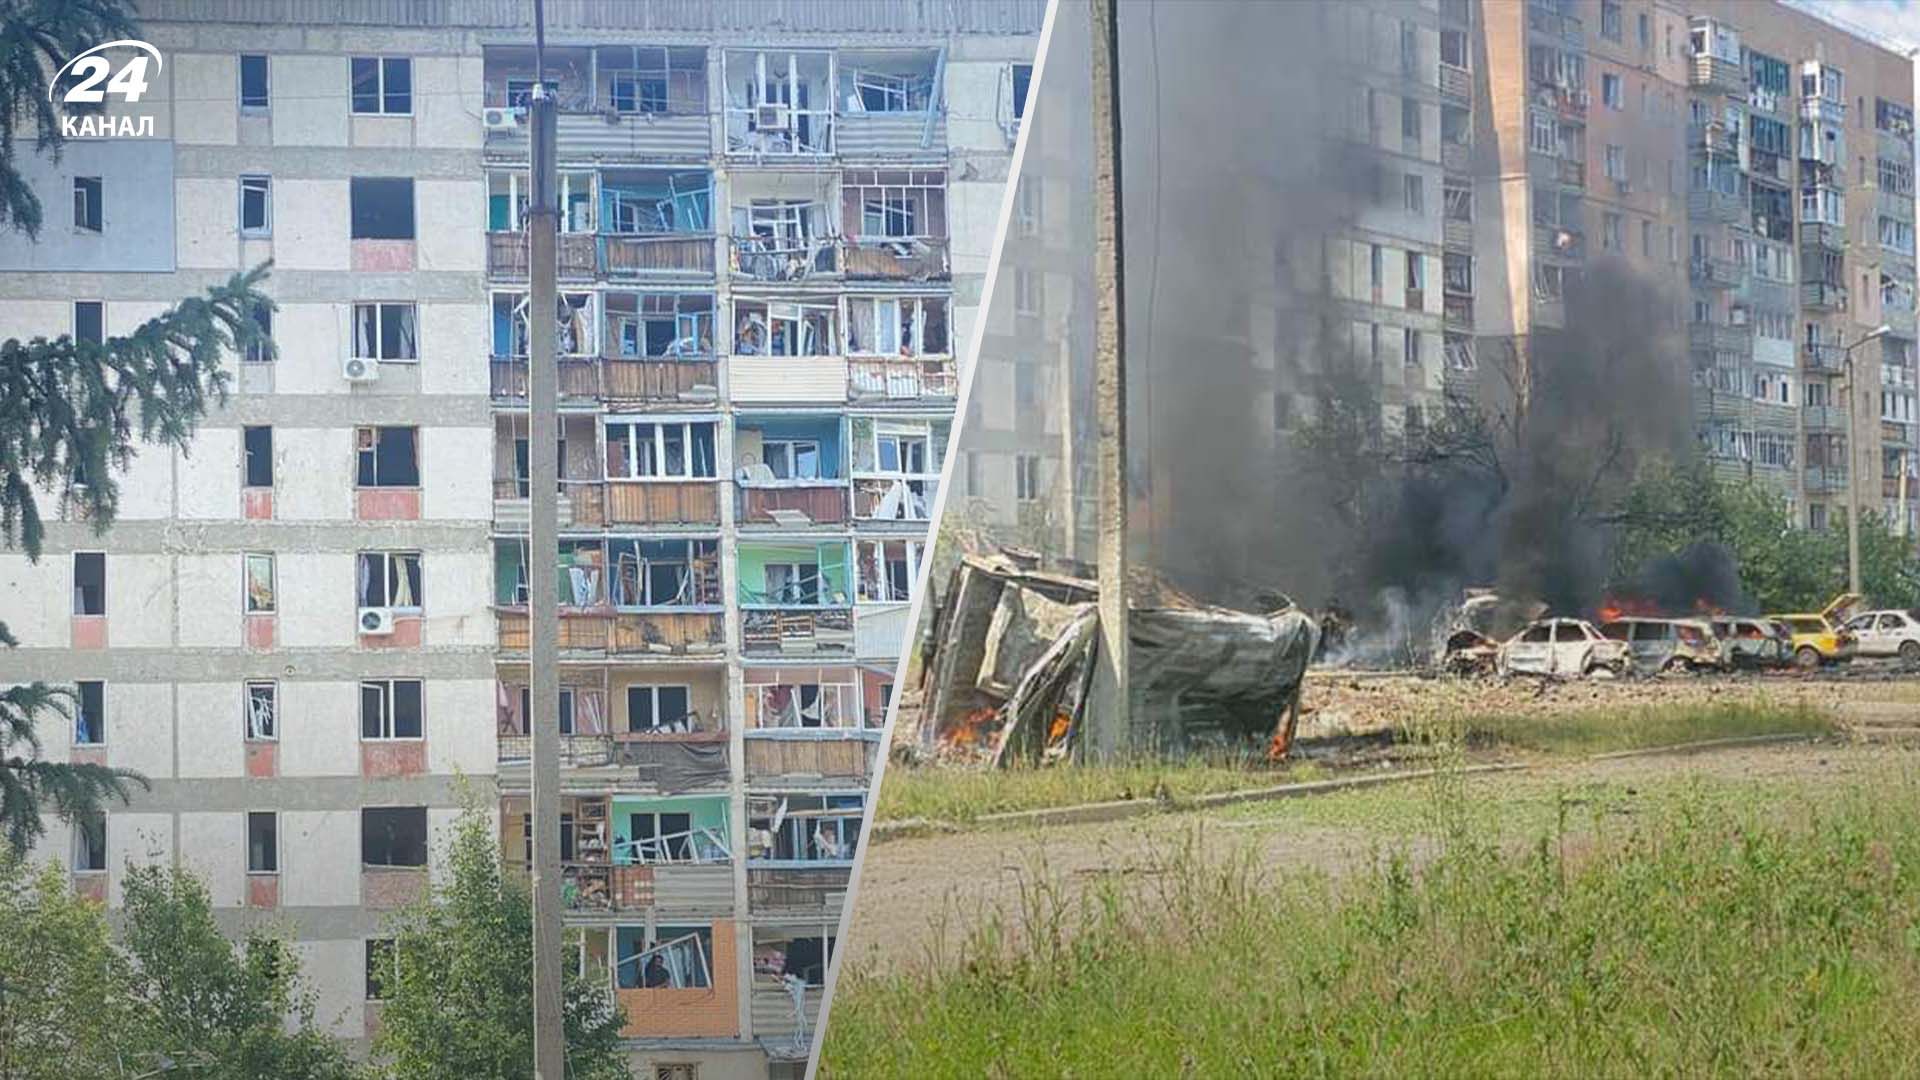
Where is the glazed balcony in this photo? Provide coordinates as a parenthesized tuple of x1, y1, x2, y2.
(495, 609, 726, 658)
(847, 357, 957, 402)
(842, 237, 949, 282)
(1801, 281, 1849, 312)
(488, 356, 719, 404)
(737, 482, 851, 527)
(739, 607, 855, 658)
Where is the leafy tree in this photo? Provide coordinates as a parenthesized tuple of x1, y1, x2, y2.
(376, 801, 627, 1080)
(0, 0, 278, 854)
(0, 852, 136, 1079)
(119, 864, 367, 1080)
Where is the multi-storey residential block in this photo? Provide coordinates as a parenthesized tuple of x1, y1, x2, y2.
(0, 2, 1039, 1076)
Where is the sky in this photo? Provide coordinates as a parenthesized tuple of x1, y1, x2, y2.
(1795, 0, 1919, 52)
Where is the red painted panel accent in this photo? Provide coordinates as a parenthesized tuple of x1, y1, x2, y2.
(245, 742, 278, 778)
(362, 741, 427, 778)
(71, 615, 107, 650)
(70, 745, 106, 767)
(360, 614, 422, 650)
(356, 489, 421, 521)
(245, 614, 277, 650)
(351, 238, 416, 272)
(247, 874, 280, 909)
(243, 488, 273, 520)
(362, 867, 427, 909)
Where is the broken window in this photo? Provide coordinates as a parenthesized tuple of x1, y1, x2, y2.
(734, 300, 836, 356)
(607, 538, 719, 607)
(73, 552, 105, 615)
(847, 68, 933, 113)
(761, 439, 821, 480)
(750, 681, 856, 730)
(726, 48, 833, 155)
(763, 561, 822, 604)
(74, 680, 104, 745)
(364, 939, 397, 1000)
(877, 431, 929, 474)
(350, 57, 411, 114)
(1441, 29, 1468, 70)
(73, 176, 103, 232)
(627, 684, 693, 733)
(611, 73, 668, 113)
(240, 174, 271, 235)
(247, 811, 278, 873)
(355, 426, 419, 487)
(1443, 253, 1473, 295)
(846, 296, 948, 356)
(618, 927, 713, 990)
(606, 293, 712, 358)
(1443, 182, 1471, 222)
(750, 794, 862, 862)
(753, 931, 838, 987)
(603, 172, 709, 235)
(1011, 62, 1032, 119)
(1444, 333, 1475, 371)
(244, 552, 276, 613)
(362, 806, 427, 866)
(239, 54, 269, 109)
(357, 551, 423, 609)
(856, 540, 921, 603)
(351, 303, 418, 361)
(359, 679, 424, 740)
(73, 813, 106, 872)
(604, 420, 717, 480)
(350, 178, 415, 239)
(73, 301, 104, 346)
(842, 169, 946, 240)
(244, 303, 272, 364)
(1015, 454, 1040, 502)
(243, 426, 273, 487)
(245, 680, 277, 740)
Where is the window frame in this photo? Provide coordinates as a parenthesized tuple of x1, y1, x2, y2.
(350, 302, 419, 363)
(74, 679, 106, 746)
(603, 419, 717, 481)
(243, 551, 277, 614)
(359, 678, 425, 741)
(73, 551, 106, 615)
(73, 300, 105, 346)
(356, 550, 424, 611)
(245, 679, 278, 742)
(626, 683, 694, 733)
(355, 426, 421, 489)
(239, 174, 272, 236)
(247, 810, 279, 874)
(238, 53, 270, 110)
(349, 56, 413, 116)
(72, 176, 103, 233)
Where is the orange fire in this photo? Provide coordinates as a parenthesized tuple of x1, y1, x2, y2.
(941, 707, 1001, 751)
(1597, 595, 1726, 621)
(1046, 709, 1073, 748)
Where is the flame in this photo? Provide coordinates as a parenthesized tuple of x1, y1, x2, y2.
(1597, 595, 1727, 621)
(941, 707, 1001, 751)
(1047, 709, 1072, 748)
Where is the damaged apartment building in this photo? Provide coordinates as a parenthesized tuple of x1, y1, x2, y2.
(0, 1, 1040, 1077)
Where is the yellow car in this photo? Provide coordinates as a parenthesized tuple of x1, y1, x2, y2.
(1765, 592, 1863, 670)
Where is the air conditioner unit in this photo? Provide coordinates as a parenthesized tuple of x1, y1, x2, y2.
(342, 356, 379, 382)
(483, 106, 522, 131)
(756, 104, 792, 131)
(358, 607, 396, 636)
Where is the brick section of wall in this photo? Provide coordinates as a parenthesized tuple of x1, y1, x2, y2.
(618, 920, 740, 1038)
(362, 741, 427, 778)
(362, 866, 428, 910)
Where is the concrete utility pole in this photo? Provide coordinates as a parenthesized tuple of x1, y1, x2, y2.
(1088, 0, 1131, 759)
(1844, 324, 1892, 598)
(527, 0, 565, 1074)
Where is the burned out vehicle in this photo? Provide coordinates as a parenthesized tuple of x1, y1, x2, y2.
(1597, 617, 1726, 673)
(1441, 628, 1500, 675)
(1496, 618, 1632, 678)
(1708, 616, 1793, 669)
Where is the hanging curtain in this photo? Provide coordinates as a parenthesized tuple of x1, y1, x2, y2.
(356, 555, 373, 607)
(391, 558, 415, 608)
(578, 691, 606, 735)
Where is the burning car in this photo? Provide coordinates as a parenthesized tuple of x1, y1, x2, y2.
(1766, 593, 1863, 670)
(1596, 617, 1726, 673)
(1708, 616, 1793, 670)
(1496, 617, 1632, 678)
(1441, 628, 1500, 676)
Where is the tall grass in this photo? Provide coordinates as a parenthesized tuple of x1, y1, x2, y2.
(822, 759, 1920, 1077)
(1445, 701, 1836, 756)
(877, 756, 1318, 826)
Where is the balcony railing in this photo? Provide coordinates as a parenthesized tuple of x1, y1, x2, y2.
(1438, 64, 1470, 102)
(1442, 139, 1471, 174)
(747, 865, 851, 915)
(1556, 157, 1586, 187)
(1687, 190, 1745, 223)
(489, 356, 720, 403)
(1803, 343, 1847, 373)
(604, 234, 715, 277)
(1533, 223, 1584, 260)
(1443, 293, 1473, 330)
(496, 609, 726, 656)
(1805, 464, 1849, 493)
(731, 235, 841, 282)
(1800, 96, 1846, 126)
(739, 607, 855, 657)
(1689, 54, 1744, 93)
(488, 232, 599, 279)
(848, 358, 957, 401)
(1802, 221, 1846, 250)
(1687, 322, 1751, 355)
(485, 110, 711, 160)
(743, 738, 874, 781)
(498, 724, 728, 767)
(1526, 3, 1582, 44)
(1687, 121, 1740, 157)
(1689, 255, 1743, 289)
(852, 477, 937, 521)
(1801, 281, 1849, 312)
(842, 237, 949, 282)
(737, 482, 850, 525)
(1801, 405, 1845, 432)
(1443, 216, 1473, 250)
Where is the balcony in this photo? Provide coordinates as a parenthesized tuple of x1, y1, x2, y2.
(496, 609, 726, 658)
(1803, 343, 1847, 373)
(737, 483, 850, 526)
(731, 235, 841, 283)
(488, 356, 719, 404)
(1556, 157, 1586, 188)
(836, 111, 947, 159)
(1689, 255, 1743, 289)
(1805, 465, 1849, 494)
(842, 237, 949, 282)
(1443, 293, 1473, 330)
(848, 358, 957, 402)
(1688, 322, 1751, 355)
(743, 738, 875, 783)
(1802, 405, 1846, 432)
(740, 607, 855, 657)
(604, 234, 715, 278)
(853, 477, 936, 523)
(1533, 223, 1584, 261)
(1438, 64, 1470, 103)
(747, 866, 851, 917)
(1442, 139, 1471, 175)
(487, 232, 598, 280)
(1689, 53, 1744, 94)
(1802, 221, 1846, 250)
(1687, 121, 1740, 158)
(1886, 474, 1917, 498)
(1687, 190, 1746, 224)
(1444, 216, 1473, 250)
(494, 478, 722, 530)
(1880, 187, 1916, 223)
(1526, 3, 1582, 45)
(1801, 281, 1849, 312)
(497, 723, 729, 769)
(1800, 96, 1847, 127)
(1884, 422, 1913, 447)
(485, 110, 711, 162)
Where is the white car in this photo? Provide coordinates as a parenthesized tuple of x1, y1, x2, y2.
(1497, 618, 1633, 678)
(1842, 609, 1920, 664)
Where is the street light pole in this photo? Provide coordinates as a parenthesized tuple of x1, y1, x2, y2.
(1842, 324, 1892, 597)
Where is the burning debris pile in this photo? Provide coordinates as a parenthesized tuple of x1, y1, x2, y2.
(917, 553, 1319, 765)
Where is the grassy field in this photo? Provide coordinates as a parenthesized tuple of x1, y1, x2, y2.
(824, 754, 1920, 1077)
(877, 702, 1837, 827)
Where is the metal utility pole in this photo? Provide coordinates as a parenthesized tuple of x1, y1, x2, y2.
(527, 0, 564, 1074)
(1088, 0, 1131, 759)
(1843, 325, 1891, 598)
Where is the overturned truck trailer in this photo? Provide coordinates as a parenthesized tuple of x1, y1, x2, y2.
(919, 554, 1320, 765)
